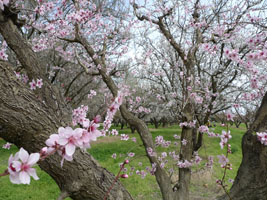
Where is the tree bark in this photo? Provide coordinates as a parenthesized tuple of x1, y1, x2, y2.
(177, 103, 194, 200)
(218, 92, 267, 200)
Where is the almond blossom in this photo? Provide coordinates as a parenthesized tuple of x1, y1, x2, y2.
(220, 130, 232, 149)
(8, 148, 40, 184)
(198, 125, 209, 133)
(58, 127, 83, 157)
(2, 142, 11, 149)
(256, 132, 267, 145)
(29, 80, 37, 90)
(217, 154, 229, 168)
(36, 79, 43, 88)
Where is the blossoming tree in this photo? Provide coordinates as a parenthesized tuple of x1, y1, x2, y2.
(0, 0, 266, 200)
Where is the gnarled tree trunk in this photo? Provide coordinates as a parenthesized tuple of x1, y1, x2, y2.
(218, 92, 267, 200)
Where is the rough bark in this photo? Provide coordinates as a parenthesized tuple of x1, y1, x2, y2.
(218, 92, 267, 200)
(177, 103, 194, 200)
(0, 62, 133, 200)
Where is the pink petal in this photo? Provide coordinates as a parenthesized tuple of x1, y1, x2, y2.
(64, 154, 73, 161)
(74, 128, 83, 138)
(65, 143, 75, 156)
(19, 171, 30, 184)
(18, 148, 29, 163)
(8, 154, 14, 164)
(58, 137, 68, 145)
(9, 173, 21, 184)
(12, 161, 22, 172)
(65, 127, 73, 137)
(27, 153, 40, 166)
(46, 134, 59, 146)
(58, 127, 66, 137)
(27, 168, 39, 180)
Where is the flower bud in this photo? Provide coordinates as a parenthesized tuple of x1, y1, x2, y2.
(124, 160, 129, 164)
(121, 174, 128, 178)
(40, 147, 48, 157)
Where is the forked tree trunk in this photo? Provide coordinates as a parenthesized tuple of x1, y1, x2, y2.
(218, 92, 267, 200)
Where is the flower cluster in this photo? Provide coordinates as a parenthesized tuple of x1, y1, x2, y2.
(29, 79, 43, 90)
(45, 125, 101, 166)
(155, 135, 171, 147)
(120, 134, 129, 141)
(198, 125, 209, 133)
(179, 120, 196, 128)
(205, 156, 214, 169)
(177, 160, 192, 168)
(72, 105, 88, 127)
(173, 134, 181, 139)
(217, 154, 229, 168)
(14, 72, 29, 83)
(220, 130, 232, 149)
(102, 92, 123, 134)
(0, 41, 8, 60)
(88, 90, 97, 99)
(110, 129, 119, 136)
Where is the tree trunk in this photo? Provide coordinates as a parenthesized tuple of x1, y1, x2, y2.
(177, 103, 194, 200)
(130, 125, 136, 133)
(218, 92, 267, 200)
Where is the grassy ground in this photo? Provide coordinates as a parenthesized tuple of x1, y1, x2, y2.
(0, 124, 245, 200)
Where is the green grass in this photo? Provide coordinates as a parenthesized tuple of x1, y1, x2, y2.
(0, 123, 245, 200)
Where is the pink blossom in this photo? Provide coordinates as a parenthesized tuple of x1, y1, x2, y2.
(256, 132, 267, 145)
(155, 135, 164, 146)
(2, 142, 11, 149)
(194, 96, 203, 104)
(45, 134, 60, 153)
(58, 127, 83, 157)
(29, 80, 37, 90)
(147, 147, 155, 157)
(205, 156, 214, 169)
(131, 137, 137, 142)
(136, 96, 141, 103)
(217, 154, 229, 168)
(121, 174, 128, 178)
(111, 153, 117, 159)
(128, 152, 135, 157)
(182, 139, 187, 146)
(88, 90, 97, 98)
(36, 79, 43, 88)
(198, 125, 209, 133)
(177, 160, 192, 168)
(110, 129, 118, 136)
(173, 134, 180, 139)
(226, 111, 234, 121)
(121, 134, 129, 141)
(8, 148, 40, 184)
